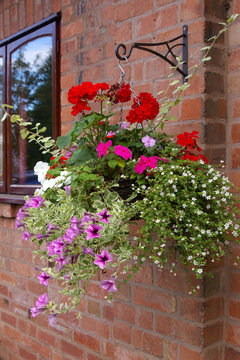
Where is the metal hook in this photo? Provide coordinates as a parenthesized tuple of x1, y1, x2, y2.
(118, 60, 125, 82)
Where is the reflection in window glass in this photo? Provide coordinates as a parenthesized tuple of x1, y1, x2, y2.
(11, 36, 52, 185)
(0, 57, 3, 184)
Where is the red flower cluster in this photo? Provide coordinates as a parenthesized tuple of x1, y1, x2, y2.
(107, 82, 132, 104)
(177, 131, 200, 151)
(177, 131, 208, 164)
(126, 92, 159, 124)
(68, 82, 109, 116)
(46, 156, 68, 179)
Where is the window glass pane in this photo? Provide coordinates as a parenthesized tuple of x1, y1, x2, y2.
(0, 57, 3, 185)
(11, 36, 52, 185)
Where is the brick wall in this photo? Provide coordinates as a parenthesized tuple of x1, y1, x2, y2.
(0, 0, 238, 359)
(224, 0, 240, 359)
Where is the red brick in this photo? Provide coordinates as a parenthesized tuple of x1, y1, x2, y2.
(133, 0, 153, 16)
(81, 315, 110, 338)
(114, 346, 147, 360)
(229, 72, 240, 94)
(0, 270, 16, 286)
(1, 336, 18, 354)
(178, 297, 203, 322)
(103, 304, 114, 321)
(52, 352, 64, 360)
(155, 5, 178, 30)
(62, 6, 73, 23)
(19, 347, 37, 360)
(62, 19, 82, 39)
(12, 261, 32, 277)
(87, 299, 101, 317)
(114, 302, 135, 324)
(37, 328, 58, 347)
(179, 345, 202, 360)
(155, 314, 202, 346)
(181, 97, 203, 120)
(27, 337, 52, 359)
(3, 9, 10, 37)
(100, 4, 114, 26)
(86, 354, 103, 360)
(34, 0, 42, 22)
(232, 123, 240, 143)
(232, 148, 240, 168)
(1, 311, 17, 327)
(233, 98, 240, 118)
(133, 328, 163, 357)
(135, 307, 153, 330)
(225, 346, 240, 360)
(61, 73, 75, 91)
(228, 22, 240, 48)
(113, 321, 131, 343)
(133, 285, 175, 313)
(203, 321, 223, 347)
(114, 2, 132, 21)
(52, 0, 61, 12)
(204, 296, 224, 321)
(74, 330, 101, 352)
(181, 0, 202, 21)
(226, 322, 240, 346)
(61, 340, 84, 359)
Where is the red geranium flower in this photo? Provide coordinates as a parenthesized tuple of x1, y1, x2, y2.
(177, 131, 199, 149)
(68, 82, 109, 116)
(126, 92, 159, 124)
(107, 82, 132, 104)
(46, 156, 68, 179)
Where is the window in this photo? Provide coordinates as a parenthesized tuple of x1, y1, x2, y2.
(0, 13, 61, 199)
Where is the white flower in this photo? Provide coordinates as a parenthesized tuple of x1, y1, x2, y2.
(197, 269, 203, 274)
(34, 161, 49, 184)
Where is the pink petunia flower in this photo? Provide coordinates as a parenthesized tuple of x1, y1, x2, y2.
(97, 140, 112, 158)
(98, 208, 112, 224)
(94, 250, 112, 270)
(114, 145, 132, 160)
(101, 277, 118, 292)
(135, 156, 168, 174)
(142, 135, 156, 148)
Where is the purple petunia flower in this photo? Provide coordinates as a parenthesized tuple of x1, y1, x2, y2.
(81, 212, 96, 225)
(47, 238, 65, 257)
(47, 223, 59, 234)
(85, 223, 102, 240)
(64, 185, 71, 195)
(101, 277, 118, 292)
(98, 209, 112, 224)
(27, 195, 45, 208)
(30, 293, 49, 318)
(82, 246, 95, 256)
(94, 250, 112, 270)
(37, 233, 49, 241)
(15, 208, 28, 229)
(37, 271, 51, 286)
(56, 256, 67, 271)
(22, 229, 33, 242)
(120, 122, 129, 130)
(49, 313, 57, 326)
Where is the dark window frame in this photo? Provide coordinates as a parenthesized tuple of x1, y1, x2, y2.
(0, 13, 61, 201)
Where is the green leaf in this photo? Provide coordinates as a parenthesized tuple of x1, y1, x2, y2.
(202, 56, 211, 62)
(117, 159, 125, 168)
(170, 80, 180, 86)
(56, 131, 72, 149)
(67, 148, 94, 164)
(20, 129, 29, 139)
(108, 159, 118, 169)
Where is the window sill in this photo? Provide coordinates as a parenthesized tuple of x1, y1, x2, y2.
(0, 194, 25, 205)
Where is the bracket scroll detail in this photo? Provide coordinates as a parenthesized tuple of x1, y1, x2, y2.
(115, 25, 188, 82)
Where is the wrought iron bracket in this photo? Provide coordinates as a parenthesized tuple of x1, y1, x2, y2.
(115, 25, 188, 82)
